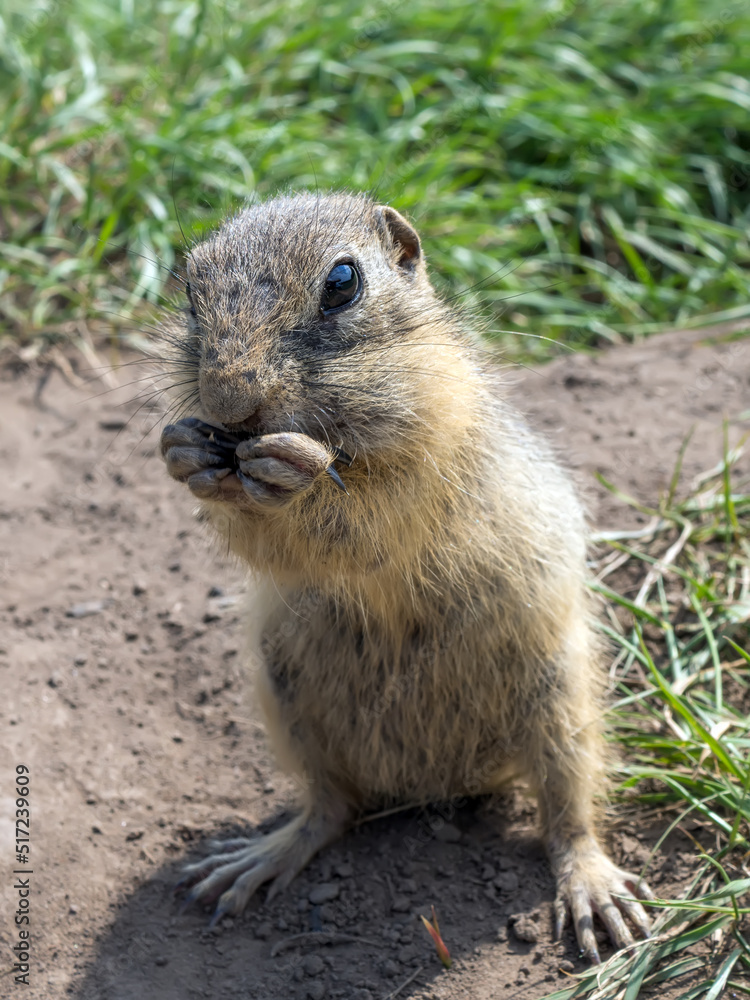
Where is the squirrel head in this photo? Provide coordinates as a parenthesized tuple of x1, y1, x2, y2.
(166, 192, 468, 460)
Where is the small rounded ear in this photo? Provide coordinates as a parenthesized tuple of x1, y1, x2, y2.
(376, 206, 421, 271)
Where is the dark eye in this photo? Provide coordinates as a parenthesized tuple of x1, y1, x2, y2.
(321, 262, 361, 314)
(185, 281, 197, 318)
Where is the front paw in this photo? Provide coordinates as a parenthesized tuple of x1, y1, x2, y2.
(235, 432, 338, 506)
(160, 418, 247, 502)
(553, 838, 654, 962)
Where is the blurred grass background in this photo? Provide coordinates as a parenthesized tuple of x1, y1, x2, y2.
(1, 0, 750, 358)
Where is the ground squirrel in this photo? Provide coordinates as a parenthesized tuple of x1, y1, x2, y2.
(159, 192, 653, 962)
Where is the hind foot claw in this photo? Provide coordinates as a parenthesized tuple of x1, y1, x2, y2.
(552, 835, 655, 962)
(176, 803, 350, 923)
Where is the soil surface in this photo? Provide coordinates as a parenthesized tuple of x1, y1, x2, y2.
(1, 323, 748, 1000)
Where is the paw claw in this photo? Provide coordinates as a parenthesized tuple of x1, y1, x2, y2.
(553, 896, 567, 940)
(178, 892, 198, 916)
(326, 465, 348, 493)
(208, 905, 228, 929)
(172, 806, 349, 922)
(553, 840, 654, 961)
(635, 878, 656, 901)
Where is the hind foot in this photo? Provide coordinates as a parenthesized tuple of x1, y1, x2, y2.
(176, 802, 351, 926)
(552, 834, 655, 962)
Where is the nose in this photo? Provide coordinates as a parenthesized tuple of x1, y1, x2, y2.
(199, 367, 262, 427)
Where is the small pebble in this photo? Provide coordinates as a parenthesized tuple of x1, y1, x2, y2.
(391, 896, 411, 913)
(308, 883, 339, 905)
(66, 600, 108, 618)
(494, 870, 519, 893)
(397, 944, 419, 963)
(306, 981, 326, 1000)
(620, 834, 640, 855)
(335, 863, 353, 878)
(433, 823, 461, 843)
(511, 915, 540, 943)
(303, 955, 325, 976)
(558, 959, 575, 974)
(254, 921, 272, 940)
(481, 864, 496, 880)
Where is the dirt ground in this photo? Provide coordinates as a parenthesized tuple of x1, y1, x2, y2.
(1, 322, 749, 1000)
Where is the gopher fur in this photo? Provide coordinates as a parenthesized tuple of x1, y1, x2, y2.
(160, 192, 653, 961)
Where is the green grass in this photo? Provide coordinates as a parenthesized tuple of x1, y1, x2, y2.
(542, 436, 750, 999)
(2, 0, 750, 357)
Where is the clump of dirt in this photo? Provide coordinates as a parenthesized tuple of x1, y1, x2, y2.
(0, 323, 747, 999)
